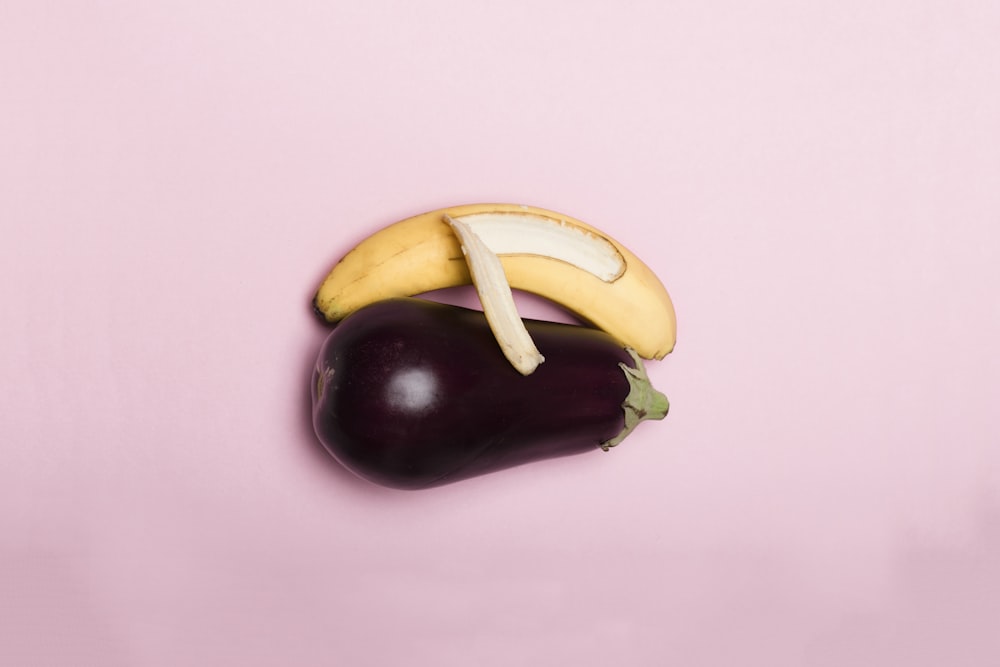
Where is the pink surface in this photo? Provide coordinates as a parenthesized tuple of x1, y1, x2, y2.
(2, 1, 999, 665)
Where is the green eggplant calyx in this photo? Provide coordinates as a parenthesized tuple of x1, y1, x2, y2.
(600, 348, 669, 451)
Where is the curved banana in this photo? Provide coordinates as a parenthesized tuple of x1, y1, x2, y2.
(313, 204, 677, 359)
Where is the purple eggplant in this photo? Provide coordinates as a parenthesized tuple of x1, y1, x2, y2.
(311, 298, 668, 489)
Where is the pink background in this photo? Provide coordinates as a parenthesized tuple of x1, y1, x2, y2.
(2, 1, 999, 665)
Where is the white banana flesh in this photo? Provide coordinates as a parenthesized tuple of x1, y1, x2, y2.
(458, 212, 625, 282)
(314, 204, 677, 359)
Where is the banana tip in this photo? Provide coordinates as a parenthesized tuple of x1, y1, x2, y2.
(312, 297, 332, 323)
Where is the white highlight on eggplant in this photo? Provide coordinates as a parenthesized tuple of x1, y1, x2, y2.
(387, 368, 439, 412)
(444, 214, 545, 376)
(454, 211, 625, 282)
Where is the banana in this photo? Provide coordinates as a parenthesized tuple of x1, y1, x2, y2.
(313, 204, 677, 359)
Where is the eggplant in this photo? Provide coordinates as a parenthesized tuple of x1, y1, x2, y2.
(311, 298, 669, 489)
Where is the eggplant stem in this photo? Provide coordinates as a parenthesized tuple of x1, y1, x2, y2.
(600, 348, 669, 451)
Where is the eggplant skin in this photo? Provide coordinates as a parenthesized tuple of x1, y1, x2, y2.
(311, 298, 636, 490)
